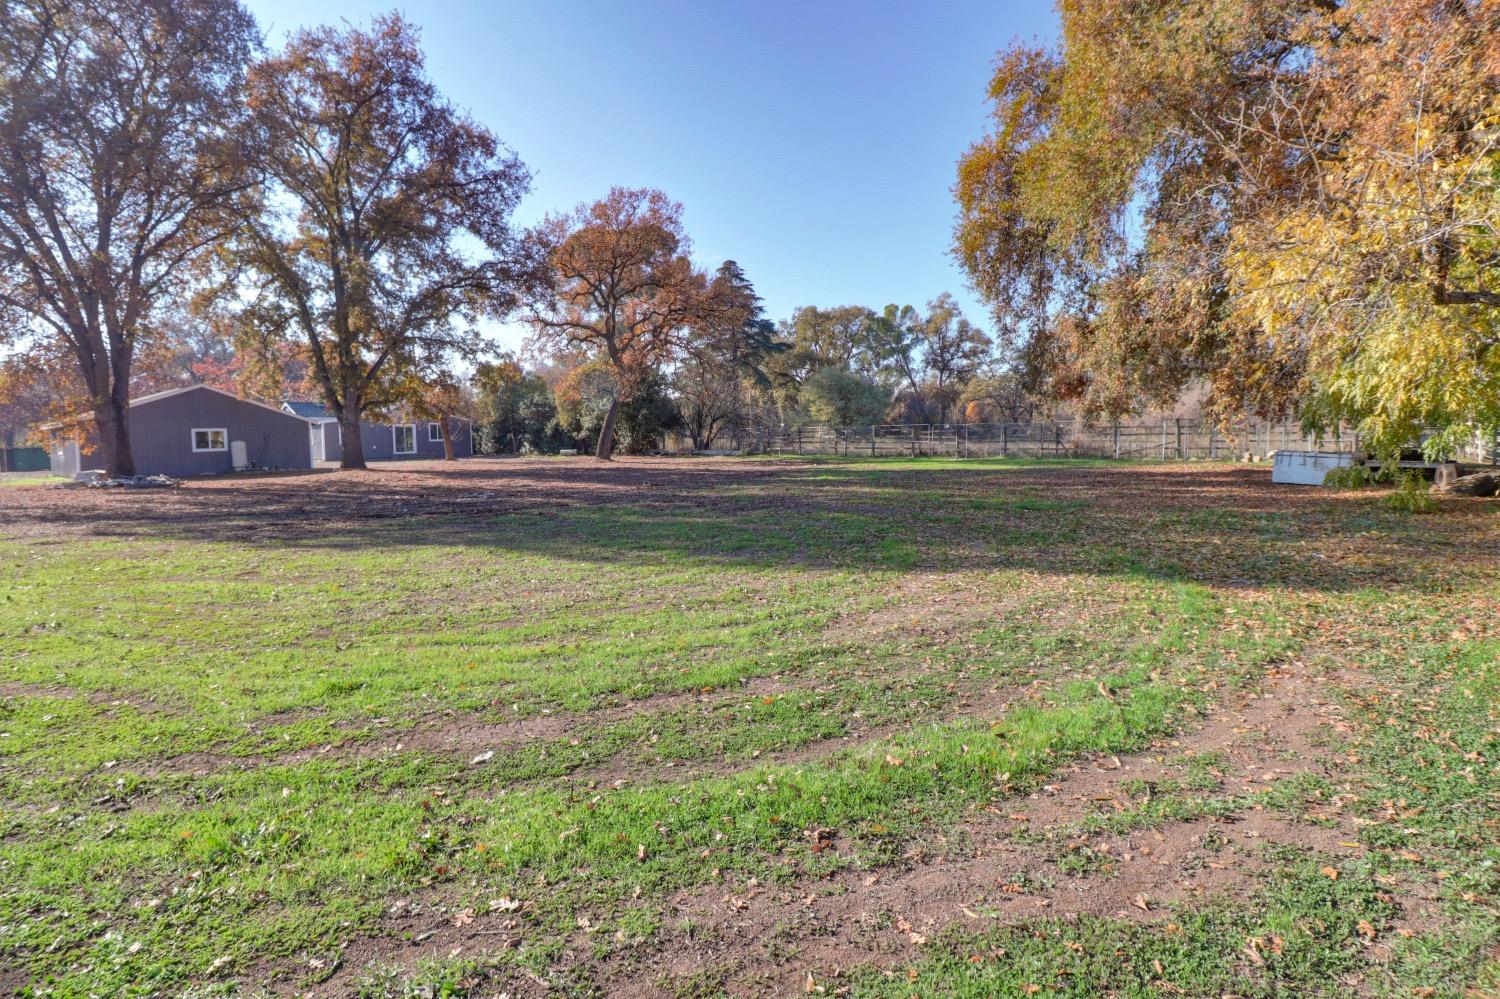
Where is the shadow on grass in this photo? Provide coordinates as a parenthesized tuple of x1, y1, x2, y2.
(4, 456, 1486, 596)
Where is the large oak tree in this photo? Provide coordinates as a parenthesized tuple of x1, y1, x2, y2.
(0, 0, 257, 475)
(234, 14, 532, 469)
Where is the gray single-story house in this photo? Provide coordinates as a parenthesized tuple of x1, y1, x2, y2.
(280, 401, 473, 462)
(50, 384, 314, 477)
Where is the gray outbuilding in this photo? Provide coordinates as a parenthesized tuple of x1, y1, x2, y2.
(51, 384, 314, 478)
(280, 401, 473, 462)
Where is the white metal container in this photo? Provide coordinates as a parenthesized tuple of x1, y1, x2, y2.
(1271, 450, 1359, 485)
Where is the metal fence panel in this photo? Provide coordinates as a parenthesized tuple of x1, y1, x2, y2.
(0, 446, 50, 473)
(721, 419, 1380, 461)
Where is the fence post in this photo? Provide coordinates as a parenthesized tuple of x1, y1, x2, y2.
(1160, 418, 1168, 460)
(1112, 422, 1120, 460)
(1001, 424, 1009, 457)
(910, 426, 917, 458)
(870, 427, 876, 457)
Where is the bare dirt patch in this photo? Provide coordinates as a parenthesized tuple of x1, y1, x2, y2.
(6, 457, 1492, 597)
(0, 455, 1405, 535)
(820, 570, 1037, 645)
(288, 665, 1359, 998)
(585, 666, 1351, 998)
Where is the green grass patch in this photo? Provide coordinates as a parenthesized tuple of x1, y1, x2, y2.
(1, 456, 1494, 995)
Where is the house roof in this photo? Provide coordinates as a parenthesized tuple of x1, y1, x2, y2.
(279, 402, 472, 427)
(45, 383, 309, 429)
(132, 383, 299, 417)
(281, 399, 335, 420)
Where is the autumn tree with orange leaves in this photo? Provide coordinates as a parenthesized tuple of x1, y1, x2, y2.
(524, 188, 732, 460)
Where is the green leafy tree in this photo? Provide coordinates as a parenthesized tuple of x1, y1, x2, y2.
(773, 305, 879, 382)
(554, 360, 678, 455)
(473, 355, 561, 453)
(800, 367, 891, 427)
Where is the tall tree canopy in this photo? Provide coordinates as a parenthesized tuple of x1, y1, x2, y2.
(670, 260, 786, 449)
(0, 0, 257, 475)
(956, 0, 1500, 455)
(775, 305, 880, 382)
(234, 14, 532, 468)
(524, 187, 725, 459)
(800, 367, 891, 427)
(911, 293, 992, 423)
(763, 295, 993, 425)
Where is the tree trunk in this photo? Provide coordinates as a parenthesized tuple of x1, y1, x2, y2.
(439, 416, 456, 460)
(595, 397, 620, 460)
(339, 411, 367, 470)
(94, 397, 136, 477)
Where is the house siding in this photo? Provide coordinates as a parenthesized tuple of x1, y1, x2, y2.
(415, 419, 473, 458)
(72, 387, 313, 476)
(317, 418, 472, 462)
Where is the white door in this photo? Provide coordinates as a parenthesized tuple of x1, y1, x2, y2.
(51, 441, 80, 477)
(310, 424, 323, 461)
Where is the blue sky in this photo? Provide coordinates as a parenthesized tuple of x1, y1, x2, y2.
(245, 0, 1059, 351)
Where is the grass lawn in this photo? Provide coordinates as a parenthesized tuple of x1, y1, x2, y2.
(0, 474, 67, 489)
(0, 456, 1496, 997)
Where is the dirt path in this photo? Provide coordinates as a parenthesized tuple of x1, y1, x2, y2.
(590, 666, 1352, 997)
(286, 664, 1364, 998)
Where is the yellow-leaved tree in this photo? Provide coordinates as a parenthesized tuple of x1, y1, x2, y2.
(956, 0, 1499, 457)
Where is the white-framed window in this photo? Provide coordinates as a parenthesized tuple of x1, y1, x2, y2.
(428, 422, 443, 442)
(191, 428, 227, 452)
(393, 424, 416, 454)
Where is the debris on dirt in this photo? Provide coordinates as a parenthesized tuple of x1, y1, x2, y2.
(75, 471, 180, 489)
(805, 826, 837, 853)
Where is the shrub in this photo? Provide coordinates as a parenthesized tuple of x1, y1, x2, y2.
(1323, 464, 1378, 490)
(1383, 474, 1437, 514)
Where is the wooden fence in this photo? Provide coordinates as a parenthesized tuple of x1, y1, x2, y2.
(670, 419, 1500, 463)
(721, 419, 1363, 461)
